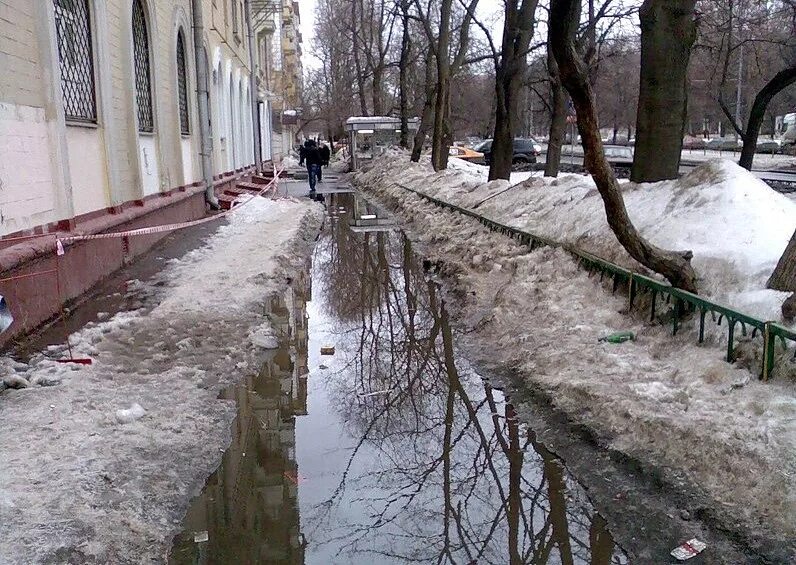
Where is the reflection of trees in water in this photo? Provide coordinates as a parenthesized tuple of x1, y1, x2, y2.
(312, 211, 625, 564)
(170, 280, 311, 565)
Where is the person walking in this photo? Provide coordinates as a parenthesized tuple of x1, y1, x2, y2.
(319, 142, 331, 178)
(303, 140, 323, 193)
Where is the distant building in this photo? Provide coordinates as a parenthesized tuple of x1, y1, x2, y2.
(251, 0, 304, 160)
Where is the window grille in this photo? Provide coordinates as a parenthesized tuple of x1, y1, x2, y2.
(132, 0, 153, 132)
(54, 0, 97, 122)
(176, 32, 190, 134)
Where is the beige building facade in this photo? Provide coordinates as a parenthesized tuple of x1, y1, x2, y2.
(0, 0, 265, 237)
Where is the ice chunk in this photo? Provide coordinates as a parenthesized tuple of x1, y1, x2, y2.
(115, 403, 146, 424)
(3, 375, 30, 389)
(249, 325, 279, 349)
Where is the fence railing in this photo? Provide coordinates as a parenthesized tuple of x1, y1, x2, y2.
(394, 183, 796, 381)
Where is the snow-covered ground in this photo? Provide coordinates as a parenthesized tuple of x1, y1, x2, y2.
(0, 197, 323, 564)
(403, 153, 796, 325)
(353, 153, 796, 557)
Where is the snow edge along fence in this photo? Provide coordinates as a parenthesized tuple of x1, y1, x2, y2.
(392, 182, 796, 382)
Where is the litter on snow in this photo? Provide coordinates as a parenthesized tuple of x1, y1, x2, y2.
(599, 331, 635, 344)
(670, 538, 707, 560)
(320, 345, 335, 355)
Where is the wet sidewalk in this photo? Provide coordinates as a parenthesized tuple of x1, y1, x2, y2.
(168, 192, 627, 564)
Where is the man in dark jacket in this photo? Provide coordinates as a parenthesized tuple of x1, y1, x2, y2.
(319, 142, 331, 168)
(303, 140, 323, 193)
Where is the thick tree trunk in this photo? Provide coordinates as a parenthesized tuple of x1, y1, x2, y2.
(490, 70, 518, 180)
(768, 229, 796, 291)
(739, 67, 796, 170)
(398, 0, 411, 148)
(430, 0, 453, 172)
(631, 0, 697, 183)
(545, 28, 567, 177)
(488, 0, 538, 181)
(550, 0, 698, 293)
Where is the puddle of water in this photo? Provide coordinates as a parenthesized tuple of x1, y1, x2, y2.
(7, 222, 223, 362)
(169, 193, 627, 564)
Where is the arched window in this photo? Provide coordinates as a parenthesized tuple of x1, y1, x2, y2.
(132, 0, 153, 132)
(54, 0, 96, 122)
(176, 31, 190, 135)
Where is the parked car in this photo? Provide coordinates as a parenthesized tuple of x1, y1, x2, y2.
(682, 135, 707, 150)
(448, 145, 484, 161)
(706, 137, 741, 151)
(603, 145, 634, 166)
(478, 138, 541, 165)
(756, 139, 782, 154)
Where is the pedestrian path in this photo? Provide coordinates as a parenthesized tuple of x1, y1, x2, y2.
(279, 168, 353, 198)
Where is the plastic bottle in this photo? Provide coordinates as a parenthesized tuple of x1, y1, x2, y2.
(599, 331, 635, 343)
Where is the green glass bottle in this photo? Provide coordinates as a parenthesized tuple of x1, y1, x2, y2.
(599, 331, 635, 343)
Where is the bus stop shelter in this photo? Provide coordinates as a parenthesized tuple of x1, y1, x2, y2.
(345, 116, 420, 170)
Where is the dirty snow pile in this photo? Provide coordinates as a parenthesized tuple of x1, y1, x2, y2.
(353, 156, 796, 558)
(0, 196, 322, 564)
(379, 151, 795, 323)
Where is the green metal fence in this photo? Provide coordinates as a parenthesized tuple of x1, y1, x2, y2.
(394, 182, 796, 381)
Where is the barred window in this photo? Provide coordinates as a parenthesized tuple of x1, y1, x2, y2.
(132, 0, 153, 132)
(176, 31, 190, 134)
(54, 0, 97, 122)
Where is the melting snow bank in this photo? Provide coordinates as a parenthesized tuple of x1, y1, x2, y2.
(354, 156, 796, 560)
(386, 151, 796, 323)
(0, 197, 323, 564)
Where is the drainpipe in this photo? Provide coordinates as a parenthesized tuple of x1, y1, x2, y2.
(244, 0, 263, 173)
(190, 0, 219, 209)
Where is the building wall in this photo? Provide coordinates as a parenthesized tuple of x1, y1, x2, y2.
(0, 0, 258, 238)
(252, 0, 303, 162)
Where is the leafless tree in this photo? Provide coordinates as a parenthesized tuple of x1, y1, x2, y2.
(412, 0, 481, 170)
(550, 0, 699, 292)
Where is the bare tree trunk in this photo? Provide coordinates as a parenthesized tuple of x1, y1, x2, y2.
(488, 0, 539, 181)
(430, 0, 453, 172)
(399, 0, 411, 148)
(739, 67, 796, 170)
(372, 65, 384, 115)
(545, 27, 567, 177)
(351, 0, 368, 115)
(631, 0, 697, 183)
(550, 0, 698, 293)
(490, 70, 517, 180)
(412, 48, 436, 162)
(768, 229, 796, 291)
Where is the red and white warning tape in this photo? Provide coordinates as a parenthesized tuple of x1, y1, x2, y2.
(55, 166, 282, 252)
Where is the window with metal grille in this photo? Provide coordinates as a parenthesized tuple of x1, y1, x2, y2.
(176, 31, 190, 135)
(132, 0, 153, 132)
(54, 0, 97, 122)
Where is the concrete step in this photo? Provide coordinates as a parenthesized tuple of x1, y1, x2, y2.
(235, 180, 266, 191)
(217, 194, 238, 210)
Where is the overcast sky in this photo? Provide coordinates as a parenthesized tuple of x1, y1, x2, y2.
(296, 0, 507, 71)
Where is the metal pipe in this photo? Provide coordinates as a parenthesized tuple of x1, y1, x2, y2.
(244, 0, 263, 173)
(190, 0, 219, 209)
